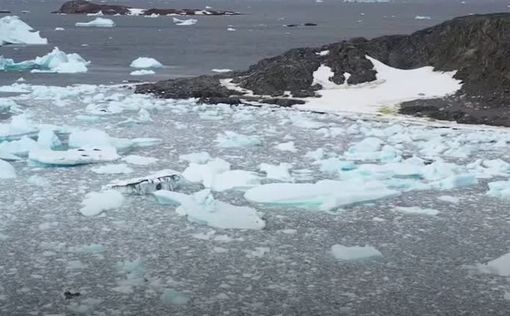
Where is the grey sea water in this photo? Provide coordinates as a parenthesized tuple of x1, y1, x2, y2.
(2, 1, 510, 316)
(1, 0, 509, 86)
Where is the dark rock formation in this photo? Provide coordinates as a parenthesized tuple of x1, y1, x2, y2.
(53, 0, 240, 16)
(136, 13, 510, 127)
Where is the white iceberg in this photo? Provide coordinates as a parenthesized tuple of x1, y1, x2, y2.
(330, 244, 382, 261)
(0, 47, 90, 73)
(130, 57, 163, 69)
(80, 190, 124, 216)
(215, 131, 261, 148)
(173, 18, 198, 26)
(0, 16, 47, 45)
(259, 163, 293, 182)
(153, 189, 266, 230)
(0, 114, 37, 141)
(75, 18, 116, 28)
(487, 180, 510, 200)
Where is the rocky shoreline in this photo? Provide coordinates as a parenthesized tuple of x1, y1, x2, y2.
(53, 0, 240, 16)
(136, 13, 510, 127)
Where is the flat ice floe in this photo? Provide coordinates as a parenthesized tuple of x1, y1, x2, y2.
(130, 69, 155, 76)
(215, 131, 262, 148)
(0, 47, 90, 73)
(80, 190, 125, 216)
(0, 16, 48, 45)
(154, 189, 266, 230)
(477, 253, 510, 277)
(173, 18, 198, 26)
(296, 56, 462, 114)
(75, 18, 116, 28)
(29, 146, 120, 166)
(330, 244, 382, 261)
(244, 180, 399, 211)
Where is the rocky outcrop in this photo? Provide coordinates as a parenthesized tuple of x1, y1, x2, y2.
(53, 0, 240, 16)
(136, 13, 510, 126)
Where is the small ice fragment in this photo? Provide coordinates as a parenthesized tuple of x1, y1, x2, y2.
(330, 244, 382, 261)
(161, 289, 190, 305)
(394, 206, 439, 216)
(75, 17, 115, 27)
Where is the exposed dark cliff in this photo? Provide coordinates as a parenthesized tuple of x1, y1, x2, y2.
(136, 13, 510, 126)
(53, 0, 240, 16)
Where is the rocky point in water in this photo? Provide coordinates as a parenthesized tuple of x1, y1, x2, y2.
(53, 0, 240, 16)
(136, 13, 510, 127)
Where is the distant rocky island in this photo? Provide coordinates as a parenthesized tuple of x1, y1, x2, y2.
(53, 0, 240, 16)
(136, 13, 510, 127)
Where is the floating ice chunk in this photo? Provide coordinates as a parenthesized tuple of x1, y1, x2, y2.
(305, 148, 325, 161)
(0, 136, 40, 156)
(68, 129, 131, 151)
(415, 16, 432, 20)
(0, 114, 37, 141)
(330, 244, 382, 261)
(80, 190, 124, 216)
(0, 150, 21, 161)
(215, 131, 261, 148)
(161, 289, 190, 305)
(104, 169, 181, 194)
(130, 69, 155, 76)
(29, 146, 119, 166)
(130, 57, 163, 69)
(259, 163, 293, 181)
(37, 129, 61, 149)
(27, 175, 49, 186)
(343, 137, 394, 161)
(487, 180, 510, 200)
(0, 16, 48, 45)
(394, 206, 439, 216)
(173, 18, 198, 26)
(0, 98, 17, 111)
(91, 163, 133, 174)
(288, 113, 325, 129)
(179, 152, 211, 164)
(122, 155, 158, 165)
(244, 179, 399, 211)
(0, 47, 90, 73)
(55, 27, 64, 31)
(477, 253, 510, 276)
(275, 141, 297, 152)
(114, 259, 145, 293)
(212, 68, 232, 73)
(437, 195, 460, 204)
(75, 17, 116, 28)
(154, 189, 265, 230)
(436, 174, 477, 190)
(0, 159, 16, 179)
(183, 158, 230, 183)
(314, 158, 356, 174)
(246, 247, 270, 258)
(210, 170, 260, 191)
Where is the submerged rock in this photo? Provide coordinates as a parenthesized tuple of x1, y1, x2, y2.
(53, 0, 240, 16)
(137, 13, 510, 126)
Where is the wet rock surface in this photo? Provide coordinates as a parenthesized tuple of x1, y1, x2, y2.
(136, 13, 510, 127)
(53, 0, 240, 16)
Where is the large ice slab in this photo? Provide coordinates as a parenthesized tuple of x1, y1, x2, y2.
(244, 179, 399, 211)
(75, 18, 116, 28)
(153, 189, 266, 230)
(29, 146, 119, 166)
(0, 47, 90, 73)
(477, 253, 510, 277)
(0, 16, 48, 45)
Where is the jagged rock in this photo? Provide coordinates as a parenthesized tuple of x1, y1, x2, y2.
(53, 0, 240, 16)
(136, 13, 510, 126)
